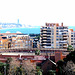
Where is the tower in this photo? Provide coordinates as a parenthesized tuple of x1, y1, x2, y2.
(17, 19, 19, 24)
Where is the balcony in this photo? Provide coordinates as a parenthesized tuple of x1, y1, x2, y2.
(43, 34, 47, 36)
(63, 35, 68, 37)
(63, 38, 68, 40)
(42, 43, 47, 44)
(41, 31, 47, 33)
(42, 29, 47, 30)
(42, 40, 47, 41)
(43, 37, 47, 39)
(42, 41, 51, 43)
(63, 47, 67, 49)
(62, 34, 68, 36)
(47, 35, 51, 36)
(63, 45, 67, 47)
(63, 36, 68, 39)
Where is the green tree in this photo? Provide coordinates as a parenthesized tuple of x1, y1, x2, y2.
(67, 45, 73, 51)
(35, 35, 40, 40)
(48, 70, 56, 75)
(36, 66, 43, 75)
(15, 67, 22, 75)
(6, 57, 12, 75)
(35, 49, 40, 55)
(56, 51, 75, 75)
(0, 72, 2, 75)
(0, 62, 7, 75)
(56, 60, 64, 75)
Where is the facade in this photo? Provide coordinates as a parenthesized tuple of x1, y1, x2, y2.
(69, 29, 75, 49)
(11, 35, 33, 48)
(0, 33, 33, 49)
(29, 34, 40, 48)
(0, 36, 11, 49)
(40, 23, 68, 48)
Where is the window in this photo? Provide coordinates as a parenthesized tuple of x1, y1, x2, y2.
(62, 33, 66, 35)
(15, 45, 17, 46)
(2, 37, 7, 39)
(71, 38, 73, 40)
(47, 27, 50, 29)
(56, 36, 58, 37)
(71, 41, 73, 42)
(47, 30, 51, 32)
(71, 33, 73, 34)
(51, 44, 54, 46)
(56, 27, 58, 29)
(56, 33, 58, 35)
(64, 30, 68, 32)
(47, 33, 51, 35)
(56, 39, 58, 40)
(63, 27, 68, 29)
(59, 32, 62, 35)
(0, 44, 2, 46)
(52, 33, 54, 35)
(71, 35, 73, 37)
(52, 42, 54, 43)
(56, 44, 59, 46)
(56, 30, 58, 32)
(51, 36, 54, 38)
(60, 44, 62, 46)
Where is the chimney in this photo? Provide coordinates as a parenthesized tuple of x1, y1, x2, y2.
(61, 22, 63, 26)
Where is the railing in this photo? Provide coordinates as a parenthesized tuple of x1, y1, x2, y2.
(0, 48, 67, 51)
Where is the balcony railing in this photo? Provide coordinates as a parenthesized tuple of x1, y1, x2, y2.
(0, 47, 67, 51)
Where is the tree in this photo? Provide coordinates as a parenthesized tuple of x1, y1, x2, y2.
(56, 51, 75, 75)
(36, 66, 43, 75)
(48, 70, 56, 75)
(6, 57, 12, 75)
(35, 49, 40, 55)
(56, 60, 65, 75)
(15, 67, 23, 75)
(67, 45, 73, 51)
(0, 62, 7, 75)
(35, 35, 40, 40)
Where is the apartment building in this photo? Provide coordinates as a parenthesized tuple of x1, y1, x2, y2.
(0, 33, 33, 49)
(40, 23, 68, 48)
(0, 36, 11, 49)
(11, 34, 33, 48)
(69, 29, 75, 49)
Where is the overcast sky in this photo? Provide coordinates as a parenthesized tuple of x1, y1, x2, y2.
(0, 0, 75, 26)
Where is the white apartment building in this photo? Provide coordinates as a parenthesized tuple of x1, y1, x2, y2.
(40, 23, 68, 49)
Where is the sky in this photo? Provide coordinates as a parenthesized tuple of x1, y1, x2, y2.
(0, 0, 75, 26)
